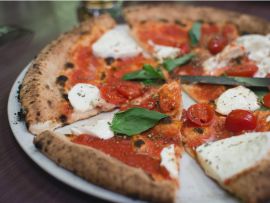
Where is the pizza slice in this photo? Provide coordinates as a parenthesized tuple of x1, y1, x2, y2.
(181, 84, 270, 202)
(20, 14, 159, 135)
(33, 81, 183, 203)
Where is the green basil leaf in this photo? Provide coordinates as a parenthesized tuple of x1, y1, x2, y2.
(163, 53, 195, 72)
(189, 21, 201, 46)
(110, 107, 168, 136)
(122, 64, 164, 84)
(252, 88, 270, 111)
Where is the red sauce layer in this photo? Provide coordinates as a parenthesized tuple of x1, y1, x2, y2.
(72, 134, 170, 179)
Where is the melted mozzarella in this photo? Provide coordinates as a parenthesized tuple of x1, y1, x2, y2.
(92, 25, 143, 59)
(236, 34, 270, 77)
(68, 83, 101, 112)
(71, 119, 114, 139)
(215, 86, 260, 115)
(266, 115, 270, 122)
(160, 144, 179, 178)
(196, 132, 270, 183)
(148, 40, 180, 61)
(203, 34, 270, 77)
(203, 44, 245, 75)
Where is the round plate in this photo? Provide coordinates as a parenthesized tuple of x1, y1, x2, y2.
(8, 63, 238, 203)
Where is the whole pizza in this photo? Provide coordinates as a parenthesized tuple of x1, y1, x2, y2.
(19, 4, 270, 203)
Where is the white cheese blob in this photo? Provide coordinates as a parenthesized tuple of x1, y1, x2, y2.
(196, 131, 270, 183)
(92, 25, 143, 59)
(71, 119, 114, 139)
(203, 44, 245, 75)
(266, 115, 270, 122)
(68, 83, 101, 112)
(160, 144, 179, 178)
(203, 34, 270, 77)
(148, 40, 180, 61)
(215, 86, 260, 115)
(236, 34, 270, 77)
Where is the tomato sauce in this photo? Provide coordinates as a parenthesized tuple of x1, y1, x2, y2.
(68, 46, 106, 87)
(137, 21, 189, 48)
(100, 55, 156, 105)
(72, 134, 170, 179)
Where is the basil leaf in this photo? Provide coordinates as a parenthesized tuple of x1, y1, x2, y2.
(123, 64, 164, 84)
(189, 21, 201, 46)
(252, 88, 270, 111)
(163, 53, 195, 72)
(110, 107, 168, 136)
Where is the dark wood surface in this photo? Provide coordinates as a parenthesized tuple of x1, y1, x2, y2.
(0, 2, 269, 203)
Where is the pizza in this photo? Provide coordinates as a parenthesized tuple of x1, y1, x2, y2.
(18, 4, 270, 203)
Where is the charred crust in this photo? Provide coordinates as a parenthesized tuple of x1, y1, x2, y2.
(34, 140, 43, 150)
(62, 93, 69, 101)
(59, 114, 67, 123)
(56, 75, 68, 86)
(64, 62, 74, 69)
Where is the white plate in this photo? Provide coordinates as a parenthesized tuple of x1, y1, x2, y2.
(8, 63, 238, 203)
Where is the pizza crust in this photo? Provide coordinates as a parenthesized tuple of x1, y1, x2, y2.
(33, 131, 177, 203)
(221, 153, 270, 203)
(124, 4, 270, 34)
(20, 14, 116, 134)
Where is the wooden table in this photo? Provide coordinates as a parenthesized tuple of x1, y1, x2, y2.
(0, 2, 269, 203)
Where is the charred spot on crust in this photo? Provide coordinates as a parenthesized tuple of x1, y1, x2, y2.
(105, 57, 115, 65)
(56, 75, 68, 86)
(59, 114, 67, 123)
(17, 108, 26, 122)
(17, 84, 22, 102)
(64, 62, 74, 69)
(134, 139, 145, 148)
(34, 140, 43, 150)
(160, 117, 172, 124)
(62, 93, 69, 101)
(36, 111, 40, 117)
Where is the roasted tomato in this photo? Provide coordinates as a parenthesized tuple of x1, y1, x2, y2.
(208, 35, 228, 55)
(226, 64, 258, 77)
(116, 81, 144, 100)
(100, 84, 127, 105)
(225, 110, 257, 133)
(187, 104, 215, 127)
(263, 93, 270, 108)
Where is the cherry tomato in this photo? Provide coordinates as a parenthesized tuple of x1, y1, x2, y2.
(226, 64, 258, 77)
(225, 110, 257, 133)
(263, 93, 270, 108)
(116, 81, 143, 100)
(100, 84, 127, 105)
(208, 35, 228, 54)
(187, 104, 215, 127)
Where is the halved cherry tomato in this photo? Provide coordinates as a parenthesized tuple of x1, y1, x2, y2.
(187, 104, 215, 127)
(208, 35, 228, 55)
(116, 81, 143, 100)
(226, 64, 258, 77)
(263, 93, 270, 108)
(225, 110, 257, 133)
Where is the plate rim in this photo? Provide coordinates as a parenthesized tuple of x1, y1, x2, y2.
(7, 63, 143, 203)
